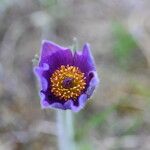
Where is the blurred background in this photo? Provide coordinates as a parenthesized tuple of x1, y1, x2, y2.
(0, 0, 150, 149)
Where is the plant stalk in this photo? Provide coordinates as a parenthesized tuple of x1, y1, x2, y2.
(56, 110, 76, 150)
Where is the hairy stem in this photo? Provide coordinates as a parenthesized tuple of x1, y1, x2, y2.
(56, 110, 76, 150)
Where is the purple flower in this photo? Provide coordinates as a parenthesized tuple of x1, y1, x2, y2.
(34, 40, 99, 112)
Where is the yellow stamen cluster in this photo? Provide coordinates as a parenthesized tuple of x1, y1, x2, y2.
(50, 65, 86, 100)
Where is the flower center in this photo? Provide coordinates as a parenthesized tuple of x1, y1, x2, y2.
(50, 65, 86, 100)
(62, 77, 74, 88)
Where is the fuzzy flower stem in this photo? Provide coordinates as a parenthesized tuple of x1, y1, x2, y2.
(66, 110, 76, 150)
(56, 110, 76, 150)
(56, 110, 66, 150)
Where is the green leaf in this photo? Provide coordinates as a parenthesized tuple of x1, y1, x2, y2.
(112, 22, 138, 69)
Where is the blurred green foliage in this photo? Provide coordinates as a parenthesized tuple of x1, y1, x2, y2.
(75, 106, 115, 141)
(0, 0, 4, 4)
(130, 82, 150, 98)
(116, 97, 142, 115)
(86, 106, 115, 129)
(0, 0, 8, 7)
(39, 0, 57, 8)
(78, 141, 93, 150)
(112, 22, 138, 69)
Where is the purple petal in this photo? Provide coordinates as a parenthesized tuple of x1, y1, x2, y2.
(46, 48, 73, 70)
(40, 89, 74, 110)
(40, 94, 88, 112)
(40, 91, 63, 109)
(41, 94, 73, 110)
(85, 71, 100, 98)
(64, 100, 73, 110)
(50, 103, 65, 110)
(74, 43, 96, 75)
(39, 40, 69, 66)
(34, 63, 49, 91)
(40, 92, 65, 109)
(58, 94, 88, 112)
(41, 48, 73, 80)
(40, 92, 49, 108)
(71, 94, 88, 112)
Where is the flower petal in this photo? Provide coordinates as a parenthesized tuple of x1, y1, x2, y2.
(64, 100, 73, 110)
(40, 91, 63, 109)
(41, 49, 73, 80)
(39, 40, 69, 66)
(74, 43, 96, 75)
(71, 94, 88, 112)
(50, 103, 65, 110)
(34, 63, 49, 91)
(85, 71, 100, 98)
(40, 92, 65, 109)
(41, 93, 74, 110)
(40, 92, 49, 108)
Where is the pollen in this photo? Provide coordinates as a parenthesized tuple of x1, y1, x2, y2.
(50, 65, 86, 100)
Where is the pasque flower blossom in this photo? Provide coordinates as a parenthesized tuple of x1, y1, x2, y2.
(34, 40, 99, 112)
